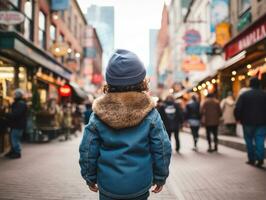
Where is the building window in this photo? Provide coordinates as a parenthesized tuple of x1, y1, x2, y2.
(238, 0, 251, 15)
(38, 11, 46, 49)
(58, 33, 65, 63)
(9, 0, 19, 7)
(24, 0, 33, 41)
(74, 16, 78, 37)
(50, 24, 56, 46)
(68, 6, 72, 30)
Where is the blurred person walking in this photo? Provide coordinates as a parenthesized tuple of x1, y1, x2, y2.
(62, 104, 72, 141)
(83, 102, 93, 125)
(159, 95, 183, 153)
(201, 93, 222, 152)
(185, 95, 200, 151)
(5, 89, 28, 159)
(72, 105, 82, 137)
(234, 77, 266, 167)
(220, 92, 236, 135)
(79, 49, 171, 200)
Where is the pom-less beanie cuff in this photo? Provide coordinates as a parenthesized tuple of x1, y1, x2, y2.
(105, 49, 146, 86)
(106, 69, 146, 86)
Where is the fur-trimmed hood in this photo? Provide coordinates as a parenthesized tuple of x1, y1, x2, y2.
(92, 92, 155, 129)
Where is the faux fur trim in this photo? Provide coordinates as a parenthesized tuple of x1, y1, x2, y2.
(92, 92, 155, 129)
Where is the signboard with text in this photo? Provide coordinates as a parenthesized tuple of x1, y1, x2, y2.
(0, 11, 25, 25)
(225, 14, 266, 59)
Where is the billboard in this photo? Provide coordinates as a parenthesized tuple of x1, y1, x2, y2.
(210, 0, 229, 32)
(51, 0, 70, 11)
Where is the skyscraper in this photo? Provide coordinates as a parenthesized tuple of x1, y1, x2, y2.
(149, 29, 158, 93)
(86, 5, 114, 67)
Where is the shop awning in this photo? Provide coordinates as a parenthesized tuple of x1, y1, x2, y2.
(69, 82, 88, 103)
(0, 31, 71, 80)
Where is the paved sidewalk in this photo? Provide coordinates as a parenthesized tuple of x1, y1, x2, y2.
(0, 133, 265, 200)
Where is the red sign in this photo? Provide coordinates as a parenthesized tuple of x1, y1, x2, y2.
(0, 11, 25, 25)
(59, 85, 71, 97)
(91, 74, 103, 85)
(225, 14, 266, 59)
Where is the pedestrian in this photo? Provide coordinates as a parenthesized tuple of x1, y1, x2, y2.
(83, 102, 92, 125)
(5, 89, 28, 159)
(62, 103, 72, 141)
(72, 105, 82, 136)
(79, 49, 171, 200)
(185, 94, 200, 151)
(159, 95, 183, 153)
(234, 77, 266, 167)
(200, 93, 222, 152)
(220, 91, 236, 135)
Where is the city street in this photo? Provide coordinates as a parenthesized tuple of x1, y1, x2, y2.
(0, 133, 265, 200)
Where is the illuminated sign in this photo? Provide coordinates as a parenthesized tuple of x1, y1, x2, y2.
(59, 85, 71, 97)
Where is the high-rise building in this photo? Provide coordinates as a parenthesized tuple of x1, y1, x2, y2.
(148, 29, 159, 93)
(86, 5, 114, 67)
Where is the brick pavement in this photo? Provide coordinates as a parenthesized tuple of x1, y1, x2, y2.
(0, 133, 265, 200)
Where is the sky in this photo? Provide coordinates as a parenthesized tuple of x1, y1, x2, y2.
(77, 0, 165, 67)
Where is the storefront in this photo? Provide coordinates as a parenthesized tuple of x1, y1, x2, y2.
(0, 31, 72, 153)
(222, 13, 266, 97)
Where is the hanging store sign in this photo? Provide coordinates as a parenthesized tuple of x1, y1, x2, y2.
(51, 0, 70, 11)
(185, 45, 212, 55)
(210, 0, 229, 32)
(181, 55, 206, 72)
(183, 29, 201, 46)
(59, 85, 72, 97)
(225, 14, 266, 59)
(0, 11, 25, 25)
(216, 22, 231, 47)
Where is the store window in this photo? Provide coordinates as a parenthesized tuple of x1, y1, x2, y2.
(39, 11, 46, 49)
(24, 0, 34, 41)
(238, 0, 251, 15)
(50, 24, 56, 46)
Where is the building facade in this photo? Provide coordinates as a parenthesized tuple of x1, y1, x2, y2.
(86, 5, 114, 68)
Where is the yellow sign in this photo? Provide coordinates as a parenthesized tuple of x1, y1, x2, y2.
(215, 22, 231, 47)
(50, 42, 69, 57)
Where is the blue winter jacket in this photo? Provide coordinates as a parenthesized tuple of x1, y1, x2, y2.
(79, 92, 171, 199)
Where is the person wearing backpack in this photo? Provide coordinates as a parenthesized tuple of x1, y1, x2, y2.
(159, 95, 183, 153)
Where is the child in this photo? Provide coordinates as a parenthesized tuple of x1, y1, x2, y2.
(79, 49, 172, 200)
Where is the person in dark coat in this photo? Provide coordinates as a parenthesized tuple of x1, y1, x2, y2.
(185, 95, 200, 150)
(83, 102, 92, 125)
(200, 93, 222, 152)
(234, 77, 266, 167)
(159, 95, 183, 152)
(5, 89, 28, 159)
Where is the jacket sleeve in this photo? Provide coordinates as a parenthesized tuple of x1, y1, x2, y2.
(6, 102, 26, 120)
(79, 114, 100, 186)
(234, 95, 243, 121)
(150, 110, 172, 186)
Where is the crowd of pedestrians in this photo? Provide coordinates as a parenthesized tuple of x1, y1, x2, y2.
(157, 77, 265, 168)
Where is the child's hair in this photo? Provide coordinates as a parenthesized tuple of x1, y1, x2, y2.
(103, 79, 149, 93)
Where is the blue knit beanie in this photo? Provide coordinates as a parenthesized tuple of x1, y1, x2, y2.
(105, 49, 146, 86)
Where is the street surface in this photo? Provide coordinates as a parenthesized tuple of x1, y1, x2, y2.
(0, 133, 265, 200)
